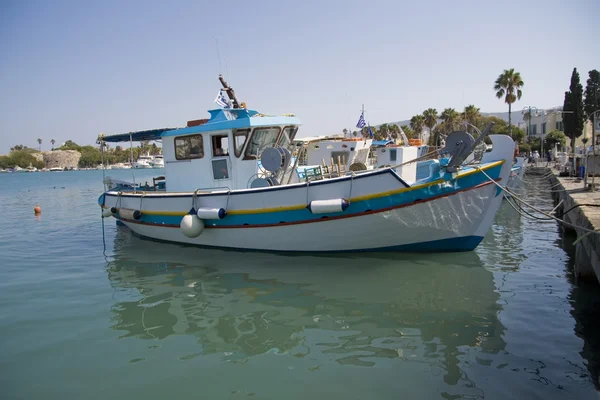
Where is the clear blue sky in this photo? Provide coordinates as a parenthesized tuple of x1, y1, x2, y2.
(1, 0, 598, 153)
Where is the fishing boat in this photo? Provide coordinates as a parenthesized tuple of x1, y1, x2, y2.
(97, 75, 514, 253)
(506, 156, 527, 191)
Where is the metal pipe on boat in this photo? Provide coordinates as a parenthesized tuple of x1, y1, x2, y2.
(196, 207, 227, 220)
(180, 209, 204, 238)
(307, 198, 349, 214)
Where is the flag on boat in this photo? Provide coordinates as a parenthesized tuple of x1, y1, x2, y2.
(367, 124, 374, 138)
(214, 90, 229, 108)
(356, 112, 366, 129)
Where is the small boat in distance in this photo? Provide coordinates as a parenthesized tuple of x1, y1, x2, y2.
(97, 75, 514, 253)
(149, 154, 164, 168)
(132, 154, 154, 169)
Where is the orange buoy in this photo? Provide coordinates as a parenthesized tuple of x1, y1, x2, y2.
(34, 205, 41, 214)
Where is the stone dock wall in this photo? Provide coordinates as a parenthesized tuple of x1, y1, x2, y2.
(529, 167, 600, 283)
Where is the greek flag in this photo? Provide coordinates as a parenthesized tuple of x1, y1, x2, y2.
(214, 90, 228, 108)
(367, 125, 374, 138)
(356, 112, 366, 129)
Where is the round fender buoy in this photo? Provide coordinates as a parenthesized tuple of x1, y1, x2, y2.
(34, 205, 41, 214)
(180, 213, 204, 238)
(102, 207, 113, 218)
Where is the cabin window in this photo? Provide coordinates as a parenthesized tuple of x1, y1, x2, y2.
(233, 129, 250, 158)
(331, 151, 349, 166)
(212, 159, 229, 180)
(212, 135, 230, 157)
(278, 126, 298, 148)
(244, 127, 281, 159)
(175, 134, 204, 160)
(389, 149, 397, 162)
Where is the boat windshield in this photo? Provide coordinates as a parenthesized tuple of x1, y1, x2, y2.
(244, 127, 281, 159)
(277, 125, 298, 148)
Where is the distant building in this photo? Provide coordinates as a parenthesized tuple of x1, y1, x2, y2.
(521, 106, 598, 152)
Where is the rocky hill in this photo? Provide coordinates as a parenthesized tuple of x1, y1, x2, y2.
(32, 150, 81, 169)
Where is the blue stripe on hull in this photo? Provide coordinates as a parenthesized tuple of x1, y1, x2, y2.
(370, 235, 484, 253)
(108, 163, 504, 228)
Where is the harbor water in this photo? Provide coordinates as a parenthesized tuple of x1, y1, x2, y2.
(1, 170, 599, 399)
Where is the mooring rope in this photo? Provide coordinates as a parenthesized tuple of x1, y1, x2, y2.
(475, 166, 600, 237)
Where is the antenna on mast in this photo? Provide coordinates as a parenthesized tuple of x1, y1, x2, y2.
(218, 75, 241, 109)
(215, 38, 223, 73)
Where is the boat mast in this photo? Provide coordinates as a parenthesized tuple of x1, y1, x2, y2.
(218, 74, 241, 109)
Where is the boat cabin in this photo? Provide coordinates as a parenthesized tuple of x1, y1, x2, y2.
(99, 108, 301, 192)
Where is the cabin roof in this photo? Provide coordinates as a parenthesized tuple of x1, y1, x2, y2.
(99, 127, 179, 143)
(161, 108, 302, 137)
(98, 108, 301, 143)
(372, 139, 394, 147)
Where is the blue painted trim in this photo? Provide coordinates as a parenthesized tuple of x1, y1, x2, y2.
(124, 228, 483, 253)
(100, 163, 503, 227)
(161, 108, 302, 137)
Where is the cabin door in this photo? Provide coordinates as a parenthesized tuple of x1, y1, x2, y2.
(210, 132, 233, 188)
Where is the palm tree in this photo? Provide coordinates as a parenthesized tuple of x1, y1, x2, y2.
(422, 108, 438, 145)
(410, 114, 425, 140)
(440, 108, 461, 133)
(50, 139, 55, 150)
(401, 125, 415, 139)
(37, 138, 42, 151)
(494, 68, 524, 134)
(388, 124, 400, 140)
(462, 105, 481, 133)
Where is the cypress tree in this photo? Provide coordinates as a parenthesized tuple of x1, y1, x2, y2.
(584, 69, 600, 127)
(563, 68, 585, 155)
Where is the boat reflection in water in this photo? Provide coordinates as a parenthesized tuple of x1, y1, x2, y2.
(106, 226, 506, 391)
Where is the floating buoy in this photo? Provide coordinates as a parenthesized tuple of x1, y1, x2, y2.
(307, 198, 349, 214)
(196, 207, 227, 220)
(101, 207, 113, 218)
(34, 205, 41, 214)
(180, 209, 204, 238)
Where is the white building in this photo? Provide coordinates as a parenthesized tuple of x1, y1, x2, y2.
(520, 107, 599, 152)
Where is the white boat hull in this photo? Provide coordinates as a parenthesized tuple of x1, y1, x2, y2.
(118, 181, 500, 252)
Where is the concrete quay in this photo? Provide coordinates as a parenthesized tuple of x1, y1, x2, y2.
(528, 166, 600, 283)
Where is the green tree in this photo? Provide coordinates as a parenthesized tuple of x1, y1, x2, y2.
(37, 138, 42, 151)
(400, 125, 415, 139)
(462, 105, 481, 133)
(544, 129, 567, 150)
(518, 143, 531, 155)
(494, 68, 524, 134)
(584, 69, 600, 124)
(0, 151, 44, 169)
(422, 108, 438, 144)
(440, 108, 461, 133)
(410, 114, 425, 140)
(50, 139, 55, 150)
(528, 137, 541, 154)
(387, 124, 400, 140)
(59, 140, 81, 151)
(511, 127, 525, 144)
(563, 68, 585, 154)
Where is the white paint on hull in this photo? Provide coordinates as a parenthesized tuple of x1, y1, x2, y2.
(119, 182, 499, 252)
